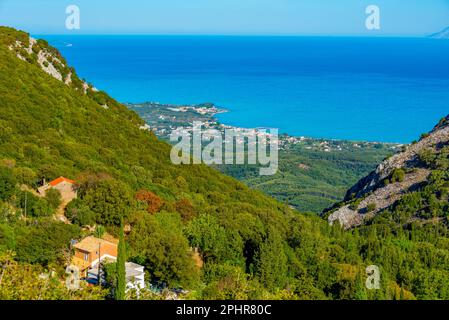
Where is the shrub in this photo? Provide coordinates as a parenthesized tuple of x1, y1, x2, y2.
(135, 190, 163, 214)
(128, 213, 199, 288)
(82, 179, 134, 226)
(15, 221, 81, 265)
(66, 199, 97, 226)
(45, 188, 61, 209)
(419, 149, 438, 168)
(175, 198, 195, 221)
(349, 199, 361, 211)
(31, 199, 54, 217)
(0, 201, 18, 223)
(12, 167, 37, 186)
(0, 166, 16, 201)
(366, 203, 377, 213)
(95, 225, 106, 238)
(391, 168, 405, 183)
(103, 261, 117, 291)
(16, 191, 53, 218)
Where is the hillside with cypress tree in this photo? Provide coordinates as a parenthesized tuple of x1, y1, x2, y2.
(1, 26, 449, 300)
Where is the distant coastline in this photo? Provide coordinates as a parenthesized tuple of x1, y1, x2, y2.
(44, 35, 449, 143)
(127, 102, 403, 153)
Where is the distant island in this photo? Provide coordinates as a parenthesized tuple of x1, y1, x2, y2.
(430, 26, 449, 39)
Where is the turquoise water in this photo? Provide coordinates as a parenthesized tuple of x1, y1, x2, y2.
(40, 35, 449, 143)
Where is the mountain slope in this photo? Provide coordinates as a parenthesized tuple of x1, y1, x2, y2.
(327, 116, 449, 228)
(0, 26, 350, 299)
(2, 27, 449, 300)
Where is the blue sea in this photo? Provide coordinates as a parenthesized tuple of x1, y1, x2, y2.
(39, 35, 449, 143)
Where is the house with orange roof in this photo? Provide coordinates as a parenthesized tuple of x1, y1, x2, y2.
(69, 236, 145, 290)
(71, 236, 118, 277)
(38, 176, 77, 203)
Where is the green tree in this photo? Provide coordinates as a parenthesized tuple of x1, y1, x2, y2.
(115, 220, 126, 300)
(254, 228, 288, 291)
(45, 188, 61, 209)
(12, 167, 37, 186)
(94, 225, 106, 238)
(16, 191, 54, 218)
(186, 214, 243, 264)
(15, 221, 80, 265)
(201, 263, 253, 299)
(82, 179, 134, 226)
(103, 262, 117, 292)
(129, 213, 199, 288)
(65, 199, 97, 226)
(0, 166, 16, 201)
(354, 270, 368, 300)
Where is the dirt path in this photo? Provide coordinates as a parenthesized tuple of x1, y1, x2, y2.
(55, 201, 71, 224)
(21, 184, 72, 224)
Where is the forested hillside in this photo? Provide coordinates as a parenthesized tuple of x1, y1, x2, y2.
(1, 27, 449, 300)
(128, 102, 396, 213)
(217, 142, 394, 213)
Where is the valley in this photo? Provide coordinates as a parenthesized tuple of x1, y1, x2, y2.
(128, 102, 400, 212)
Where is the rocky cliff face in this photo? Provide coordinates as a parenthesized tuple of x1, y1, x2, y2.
(1, 26, 137, 118)
(4, 27, 95, 94)
(327, 115, 449, 228)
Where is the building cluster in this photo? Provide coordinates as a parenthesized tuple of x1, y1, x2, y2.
(38, 177, 145, 291)
(71, 236, 145, 291)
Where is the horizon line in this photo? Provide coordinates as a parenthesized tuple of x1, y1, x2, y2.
(32, 32, 431, 39)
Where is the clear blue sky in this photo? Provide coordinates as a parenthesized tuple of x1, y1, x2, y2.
(0, 0, 448, 36)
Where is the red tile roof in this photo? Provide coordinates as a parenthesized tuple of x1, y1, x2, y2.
(49, 176, 75, 187)
(74, 236, 117, 253)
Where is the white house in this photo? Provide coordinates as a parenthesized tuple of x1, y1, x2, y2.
(87, 259, 145, 291)
(124, 262, 145, 291)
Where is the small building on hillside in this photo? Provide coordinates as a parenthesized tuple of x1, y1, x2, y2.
(70, 236, 145, 290)
(38, 176, 77, 203)
(87, 261, 145, 290)
(71, 236, 118, 278)
(123, 262, 146, 291)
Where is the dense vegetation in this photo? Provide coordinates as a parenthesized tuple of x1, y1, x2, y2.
(217, 142, 393, 213)
(373, 145, 449, 224)
(128, 102, 394, 213)
(1, 27, 449, 300)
